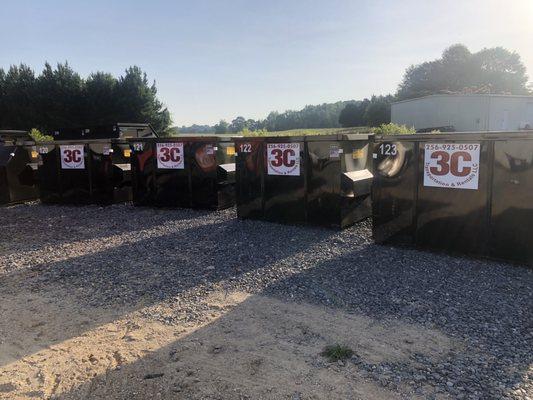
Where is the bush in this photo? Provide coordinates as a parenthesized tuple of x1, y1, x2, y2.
(29, 128, 54, 142)
(371, 123, 415, 135)
(241, 128, 269, 137)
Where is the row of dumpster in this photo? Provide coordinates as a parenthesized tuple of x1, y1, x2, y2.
(1, 127, 532, 266)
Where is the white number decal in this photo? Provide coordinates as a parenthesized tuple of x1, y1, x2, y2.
(379, 143, 397, 156)
(239, 143, 252, 153)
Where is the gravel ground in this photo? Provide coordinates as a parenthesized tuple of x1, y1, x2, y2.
(0, 203, 531, 399)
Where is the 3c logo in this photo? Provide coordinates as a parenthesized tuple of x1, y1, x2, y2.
(159, 147, 181, 162)
(430, 151, 472, 177)
(270, 148, 296, 167)
(63, 149, 82, 163)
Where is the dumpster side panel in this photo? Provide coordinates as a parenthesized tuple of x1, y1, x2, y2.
(88, 143, 114, 205)
(0, 168, 8, 204)
(490, 139, 533, 264)
(0, 146, 17, 204)
(131, 141, 156, 206)
(189, 141, 218, 209)
(58, 144, 91, 204)
(9, 146, 38, 203)
(153, 141, 189, 207)
(215, 141, 236, 210)
(0, 147, 10, 204)
(264, 141, 306, 224)
(111, 142, 133, 203)
(372, 140, 418, 243)
(415, 141, 491, 255)
(235, 139, 264, 219)
(38, 145, 62, 204)
(340, 140, 373, 228)
(306, 140, 341, 227)
(0, 145, 38, 205)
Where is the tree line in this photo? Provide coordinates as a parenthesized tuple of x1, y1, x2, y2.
(0, 63, 171, 133)
(177, 44, 531, 133)
(174, 97, 393, 134)
(1, 44, 530, 135)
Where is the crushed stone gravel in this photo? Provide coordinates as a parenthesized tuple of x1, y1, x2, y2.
(0, 202, 531, 400)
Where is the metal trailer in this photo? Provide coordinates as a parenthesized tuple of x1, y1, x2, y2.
(234, 134, 373, 229)
(37, 139, 133, 205)
(0, 131, 39, 205)
(129, 136, 236, 210)
(372, 131, 533, 266)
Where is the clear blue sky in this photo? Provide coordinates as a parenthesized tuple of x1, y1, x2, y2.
(2, 0, 532, 125)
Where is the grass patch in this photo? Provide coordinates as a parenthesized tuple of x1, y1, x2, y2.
(241, 127, 370, 137)
(321, 344, 354, 362)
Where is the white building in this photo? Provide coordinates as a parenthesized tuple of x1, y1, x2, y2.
(391, 94, 533, 132)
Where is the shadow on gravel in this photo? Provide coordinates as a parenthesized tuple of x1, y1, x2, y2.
(0, 216, 336, 367)
(1, 204, 531, 398)
(53, 294, 423, 400)
(262, 244, 533, 399)
(0, 203, 218, 254)
(50, 243, 532, 400)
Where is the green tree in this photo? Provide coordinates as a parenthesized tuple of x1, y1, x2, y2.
(397, 44, 530, 99)
(229, 116, 247, 132)
(115, 66, 171, 134)
(0, 64, 37, 129)
(214, 120, 229, 134)
(83, 72, 118, 126)
(36, 62, 84, 129)
(0, 62, 172, 133)
(363, 95, 393, 127)
(338, 100, 368, 127)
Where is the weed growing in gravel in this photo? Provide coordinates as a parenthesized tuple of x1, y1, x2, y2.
(321, 344, 354, 362)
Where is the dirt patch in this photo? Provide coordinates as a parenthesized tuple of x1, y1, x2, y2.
(0, 287, 457, 399)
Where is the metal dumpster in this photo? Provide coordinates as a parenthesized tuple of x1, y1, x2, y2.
(372, 131, 533, 265)
(235, 134, 373, 228)
(37, 139, 133, 205)
(0, 131, 39, 205)
(50, 123, 158, 141)
(129, 136, 236, 210)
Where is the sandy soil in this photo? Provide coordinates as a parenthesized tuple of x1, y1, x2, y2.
(0, 284, 458, 400)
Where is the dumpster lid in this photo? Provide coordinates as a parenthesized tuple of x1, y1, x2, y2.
(343, 169, 373, 182)
(128, 135, 234, 143)
(375, 130, 533, 142)
(0, 130, 32, 144)
(231, 135, 306, 142)
(114, 163, 131, 171)
(304, 133, 373, 142)
(218, 163, 236, 173)
(233, 131, 373, 142)
(50, 123, 158, 141)
(38, 138, 131, 145)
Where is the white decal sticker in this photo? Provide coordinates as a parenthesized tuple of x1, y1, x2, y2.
(157, 142, 184, 169)
(60, 145, 85, 169)
(267, 143, 300, 176)
(423, 143, 480, 190)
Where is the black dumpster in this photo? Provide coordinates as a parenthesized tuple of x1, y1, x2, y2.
(372, 131, 533, 266)
(37, 139, 133, 205)
(129, 136, 236, 210)
(235, 134, 373, 228)
(0, 131, 39, 205)
(50, 123, 158, 141)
